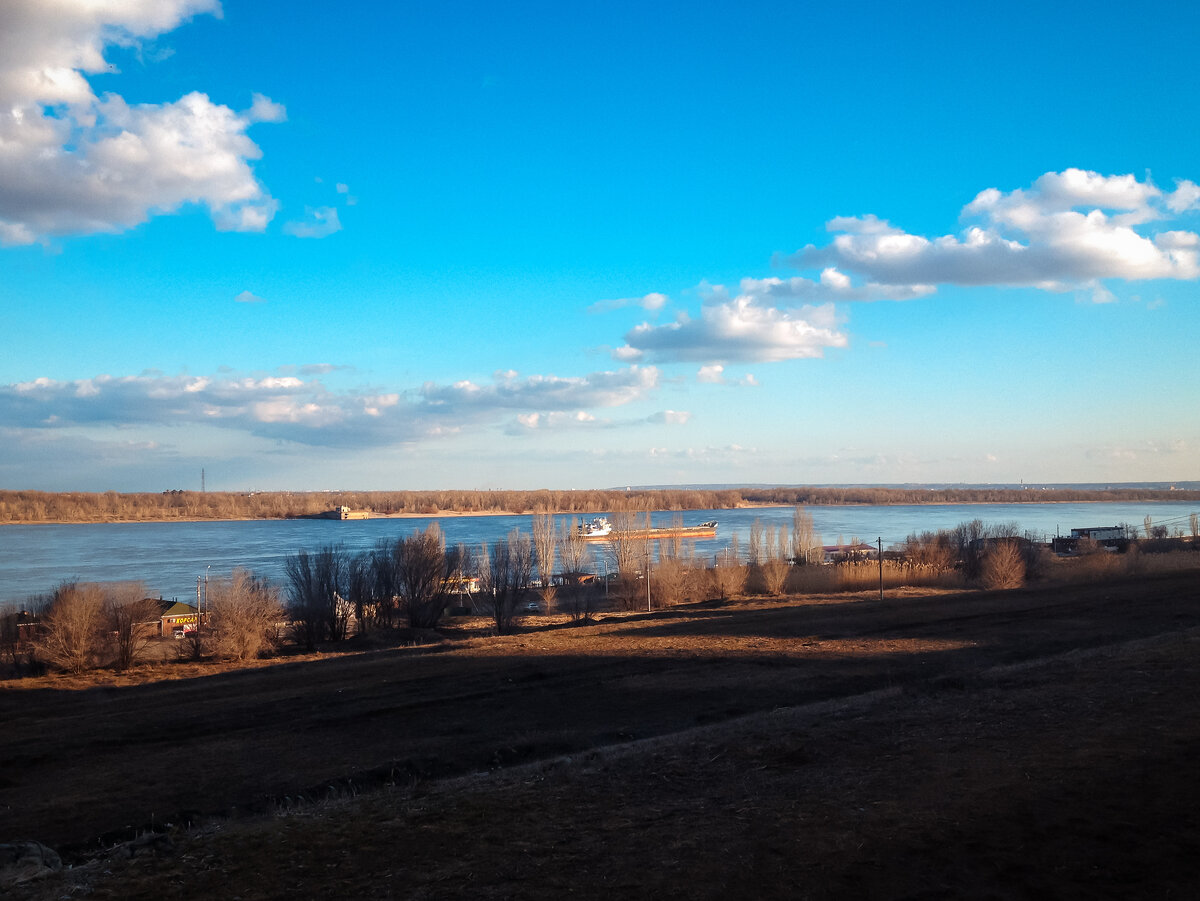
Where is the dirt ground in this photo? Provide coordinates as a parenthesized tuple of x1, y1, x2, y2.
(4, 570, 1200, 898)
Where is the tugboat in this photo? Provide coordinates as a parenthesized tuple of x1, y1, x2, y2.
(578, 517, 614, 538)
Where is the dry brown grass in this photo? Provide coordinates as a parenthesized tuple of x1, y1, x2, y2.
(8, 579, 1200, 901)
(1042, 546, 1200, 583)
(787, 560, 962, 594)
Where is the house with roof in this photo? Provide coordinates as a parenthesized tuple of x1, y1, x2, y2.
(821, 543, 877, 564)
(159, 601, 200, 637)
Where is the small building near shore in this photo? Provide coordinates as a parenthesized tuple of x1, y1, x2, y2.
(159, 601, 200, 637)
(1070, 526, 1125, 541)
(821, 543, 877, 564)
(1051, 526, 1126, 555)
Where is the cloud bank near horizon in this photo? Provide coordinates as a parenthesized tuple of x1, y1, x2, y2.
(0, 366, 664, 449)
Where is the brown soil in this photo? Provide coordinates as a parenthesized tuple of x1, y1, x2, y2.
(4, 571, 1200, 898)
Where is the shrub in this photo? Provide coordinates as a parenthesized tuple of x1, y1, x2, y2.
(980, 541, 1026, 590)
(31, 583, 106, 673)
(208, 569, 284, 661)
(651, 557, 689, 607)
(759, 559, 791, 596)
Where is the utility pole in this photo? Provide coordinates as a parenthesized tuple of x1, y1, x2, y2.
(201, 468, 205, 493)
(646, 548, 652, 613)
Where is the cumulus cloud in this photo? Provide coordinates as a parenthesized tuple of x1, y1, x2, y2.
(283, 206, 342, 239)
(235, 290, 264, 303)
(792, 169, 1200, 296)
(0, 365, 662, 449)
(506, 406, 691, 434)
(421, 366, 659, 413)
(614, 299, 846, 364)
(648, 410, 691, 425)
(589, 292, 670, 313)
(510, 411, 598, 432)
(736, 270, 934, 303)
(693, 364, 759, 387)
(247, 93, 286, 124)
(0, 1, 283, 245)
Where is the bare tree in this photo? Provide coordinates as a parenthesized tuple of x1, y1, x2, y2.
(31, 582, 107, 673)
(0, 605, 21, 675)
(347, 551, 374, 636)
(370, 539, 399, 627)
(558, 517, 591, 574)
(792, 506, 823, 565)
(531, 513, 557, 585)
(1144, 514, 1154, 539)
(904, 530, 957, 576)
(481, 528, 534, 634)
(711, 533, 747, 599)
(608, 508, 649, 575)
(651, 555, 688, 606)
(207, 569, 284, 661)
(285, 545, 348, 650)
(103, 582, 157, 671)
(748, 518, 765, 565)
(759, 527, 791, 597)
(557, 517, 594, 620)
(447, 542, 476, 610)
(395, 524, 461, 629)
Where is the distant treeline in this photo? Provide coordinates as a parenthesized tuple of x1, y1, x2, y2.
(1, 485, 1198, 525)
(738, 485, 1200, 506)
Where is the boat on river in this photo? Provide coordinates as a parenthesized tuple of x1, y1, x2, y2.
(578, 517, 718, 540)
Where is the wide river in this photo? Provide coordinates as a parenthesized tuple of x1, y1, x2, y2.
(2, 501, 1196, 606)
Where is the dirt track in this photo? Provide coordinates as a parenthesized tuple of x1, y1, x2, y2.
(3, 571, 1198, 866)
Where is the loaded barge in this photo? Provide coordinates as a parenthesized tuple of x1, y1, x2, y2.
(578, 517, 718, 540)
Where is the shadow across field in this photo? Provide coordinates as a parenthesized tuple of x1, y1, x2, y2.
(1, 571, 1197, 857)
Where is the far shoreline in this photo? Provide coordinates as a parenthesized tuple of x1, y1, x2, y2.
(4, 496, 1198, 527)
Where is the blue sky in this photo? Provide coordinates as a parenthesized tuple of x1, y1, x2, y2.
(2, 0, 1198, 491)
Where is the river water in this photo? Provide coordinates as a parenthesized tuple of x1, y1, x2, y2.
(1, 501, 1196, 606)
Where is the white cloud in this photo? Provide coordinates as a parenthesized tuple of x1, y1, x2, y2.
(421, 366, 659, 412)
(283, 206, 342, 239)
(247, 92, 287, 124)
(793, 169, 1200, 296)
(616, 299, 846, 364)
(510, 411, 599, 432)
(1166, 179, 1200, 213)
(589, 292, 670, 313)
(697, 364, 725, 383)
(648, 410, 691, 425)
(235, 290, 264, 303)
(0, 1, 282, 245)
(0, 365, 662, 449)
(736, 270, 934, 303)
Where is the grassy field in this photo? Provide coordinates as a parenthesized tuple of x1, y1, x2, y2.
(4, 570, 1200, 898)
